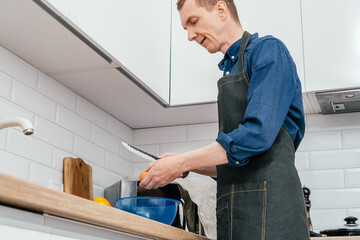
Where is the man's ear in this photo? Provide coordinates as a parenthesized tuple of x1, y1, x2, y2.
(216, 1, 228, 20)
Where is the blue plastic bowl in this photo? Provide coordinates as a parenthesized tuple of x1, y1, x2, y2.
(114, 196, 180, 225)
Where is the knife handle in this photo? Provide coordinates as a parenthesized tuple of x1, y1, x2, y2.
(182, 171, 189, 178)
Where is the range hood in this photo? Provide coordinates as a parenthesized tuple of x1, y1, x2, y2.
(315, 88, 360, 114)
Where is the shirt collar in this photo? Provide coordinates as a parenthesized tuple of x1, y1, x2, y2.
(218, 38, 241, 71)
(218, 33, 259, 71)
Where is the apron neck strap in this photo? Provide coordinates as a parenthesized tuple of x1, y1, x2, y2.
(238, 31, 252, 73)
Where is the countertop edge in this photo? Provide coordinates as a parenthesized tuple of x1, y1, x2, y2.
(0, 173, 209, 240)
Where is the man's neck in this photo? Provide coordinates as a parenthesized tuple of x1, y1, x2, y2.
(220, 24, 244, 54)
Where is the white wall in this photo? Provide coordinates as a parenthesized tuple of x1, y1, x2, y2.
(133, 113, 360, 232)
(0, 45, 135, 198)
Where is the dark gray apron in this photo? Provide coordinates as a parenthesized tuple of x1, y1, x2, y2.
(216, 31, 310, 240)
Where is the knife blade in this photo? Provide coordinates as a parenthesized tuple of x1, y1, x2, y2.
(121, 141, 189, 178)
(122, 141, 158, 162)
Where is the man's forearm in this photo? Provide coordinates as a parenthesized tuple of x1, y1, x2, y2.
(180, 142, 228, 173)
(192, 166, 218, 178)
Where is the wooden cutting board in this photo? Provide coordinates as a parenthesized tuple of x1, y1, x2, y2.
(63, 157, 93, 200)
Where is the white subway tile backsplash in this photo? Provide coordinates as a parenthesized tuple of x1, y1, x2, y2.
(0, 129, 7, 150)
(0, 149, 30, 180)
(93, 185, 105, 199)
(47, 179, 64, 192)
(295, 152, 309, 171)
(345, 169, 360, 188)
(107, 115, 132, 143)
(311, 209, 348, 230)
(92, 164, 119, 188)
(306, 113, 360, 132)
(348, 209, 360, 219)
(12, 81, 56, 121)
(309, 149, 360, 170)
(187, 123, 218, 141)
(0, 46, 38, 89)
(73, 136, 106, 166)
(91, 125, 119, 154)
(132, 162, 150, 177)
(38, 72, 76, 111)
(34, 117, 74, 152)
(297, 131, 342, 152)
(29, 162, 62, 189)
(76, 97, 107, 129)
(160, 140, 213, 155)
(311, 189, 360, 209)
(119, 142, 135, 163)
(0, 97, 34, 121)
(56, 105, 91, 139)
(0, 71, 12, 99)
(298, 169, 345, 190)
(7, 129, 53, 167)
(133, 126, 187, 145)
(52, 148, 77, 172)
(342, 129, 360, 149)
(106, 152, 132, 177)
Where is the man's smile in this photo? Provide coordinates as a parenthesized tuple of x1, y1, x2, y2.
(200, 37, 206, 46)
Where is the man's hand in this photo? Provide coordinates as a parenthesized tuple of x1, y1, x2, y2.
(139, 153, 184, 189)
(138, 142, 228, 189)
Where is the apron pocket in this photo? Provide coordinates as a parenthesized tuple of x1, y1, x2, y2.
(228, 181, 267, 240)
(216, 199, 230, 239)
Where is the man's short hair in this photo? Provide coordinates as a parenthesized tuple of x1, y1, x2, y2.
(176, 0, 240, 24)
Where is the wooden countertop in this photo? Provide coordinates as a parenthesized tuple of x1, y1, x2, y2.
(0, 173, 208, 240)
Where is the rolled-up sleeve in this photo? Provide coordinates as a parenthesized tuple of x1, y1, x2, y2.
(216, 39, 298, 167)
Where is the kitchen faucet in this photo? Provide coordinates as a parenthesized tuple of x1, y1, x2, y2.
(0, 117, 34, 135)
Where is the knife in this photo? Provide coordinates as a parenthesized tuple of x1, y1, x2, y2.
(122, 141, 158, 162)
(121, 141, 189, 178)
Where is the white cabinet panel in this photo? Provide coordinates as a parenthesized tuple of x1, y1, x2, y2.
(302, 0, 360, 92)
(235, 0, 305, 90)
(0, 224, 51, 240)
(65, 0, 171, 103)
(170, 0, 223, 105)
(170, 0, 305, 105)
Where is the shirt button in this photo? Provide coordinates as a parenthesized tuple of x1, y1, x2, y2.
(231, 56, 235, 59)
(226, 71, 230, 75)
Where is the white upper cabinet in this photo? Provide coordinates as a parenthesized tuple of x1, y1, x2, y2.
(63, 0, 172, 103)
(235, 0, 305, 91)
(170, 0, 223, 105)
(302, 0, 360, 92)
(170, 0, 305, 106)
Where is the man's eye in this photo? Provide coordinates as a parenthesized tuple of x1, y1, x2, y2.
(191, 20, 198, 25)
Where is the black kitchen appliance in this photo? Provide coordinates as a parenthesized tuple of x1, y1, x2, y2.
(320, 216, 360, 236)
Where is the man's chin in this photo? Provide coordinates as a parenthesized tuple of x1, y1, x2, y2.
(206, 48, 218, 54)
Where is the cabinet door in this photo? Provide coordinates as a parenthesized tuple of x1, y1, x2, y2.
(170, 0, 223, 105)
(235, 0, 305, 91)
(64, 0, 172, 103)
(302, 0, 360, 92)
(0, 224, 51, 240)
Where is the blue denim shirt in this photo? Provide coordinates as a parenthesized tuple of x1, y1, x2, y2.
(216, 33, 305, 167)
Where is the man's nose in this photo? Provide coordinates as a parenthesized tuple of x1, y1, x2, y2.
(187, 30, 196, 41)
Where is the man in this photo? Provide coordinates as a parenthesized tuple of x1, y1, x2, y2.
(140, 0, 309, 239)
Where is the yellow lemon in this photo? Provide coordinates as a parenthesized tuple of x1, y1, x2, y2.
(93, 197, 111, 206)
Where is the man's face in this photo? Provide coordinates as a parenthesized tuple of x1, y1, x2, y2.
(179, 0, 224, 53)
